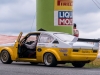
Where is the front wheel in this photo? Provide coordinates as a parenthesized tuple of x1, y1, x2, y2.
(0, 50, 12, 64)
(72, 62, 86, 68)
(43, 53, 57, 67)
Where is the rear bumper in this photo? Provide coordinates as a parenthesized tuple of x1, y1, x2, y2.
(68, 55, 97, 61)
(58, 54, 97, 62)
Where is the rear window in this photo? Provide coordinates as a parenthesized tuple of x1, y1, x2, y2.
(54, 33, 74, 42)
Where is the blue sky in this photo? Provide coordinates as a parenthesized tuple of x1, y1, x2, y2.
(0, 0, 100, 38)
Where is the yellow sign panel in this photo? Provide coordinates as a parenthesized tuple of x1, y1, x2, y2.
(54, 0, 73, 10)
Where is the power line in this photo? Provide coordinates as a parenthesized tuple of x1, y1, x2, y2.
(92, 0, 100, 9)
(95, 0, 100, 5)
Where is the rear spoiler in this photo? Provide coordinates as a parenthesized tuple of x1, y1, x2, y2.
(78, 38, 100, 42)
(78, 38, 100, 47)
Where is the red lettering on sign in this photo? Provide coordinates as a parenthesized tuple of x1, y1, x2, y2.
(58, 18, 72, 25)
(57, 0, 72, 6)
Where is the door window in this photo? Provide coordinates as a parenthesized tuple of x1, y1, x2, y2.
(25, 35, 38, 44)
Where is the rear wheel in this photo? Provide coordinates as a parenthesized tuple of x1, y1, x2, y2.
(72, 62, 86, 68)
(0, 50, 12, 64)
(43, 53, 57, 67)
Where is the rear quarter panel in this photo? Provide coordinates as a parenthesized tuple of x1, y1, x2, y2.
(36, 47, 61, 62)
(36, 47, 72, 62)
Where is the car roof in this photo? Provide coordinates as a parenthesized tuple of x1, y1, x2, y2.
(29, 31, 69, 35)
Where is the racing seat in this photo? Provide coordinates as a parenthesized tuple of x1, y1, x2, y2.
(23, 48, 36, 58)
(28, 50, 36, 58)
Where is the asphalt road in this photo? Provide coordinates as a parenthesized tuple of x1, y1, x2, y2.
(0, 61, 100, 75)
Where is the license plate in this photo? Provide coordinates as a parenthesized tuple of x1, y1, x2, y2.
(82, 50, 91, 53)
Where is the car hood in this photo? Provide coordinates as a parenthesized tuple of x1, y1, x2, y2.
(72, 42, 98, 49)
(0, 43, 15, 47)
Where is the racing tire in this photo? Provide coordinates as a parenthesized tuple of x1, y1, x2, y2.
(0, 50, 12, 64)
(72, 62, 86, 68)
(30, 62, 38, 65)
(43, 53, 57, 67)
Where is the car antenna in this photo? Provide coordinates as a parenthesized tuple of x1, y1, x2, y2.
(30, 15, 36, 33)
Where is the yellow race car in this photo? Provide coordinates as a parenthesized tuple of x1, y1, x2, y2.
(0, 31, 99, 67)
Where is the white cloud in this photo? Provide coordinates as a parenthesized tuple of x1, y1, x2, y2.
(73, 0, 100, 39)
(73, 0, 100, 15)
(0, 19, 36, 34)
(74, 11, 100, 32)
(0, 0, 100, 39)
(79, 28, 100, 39)
(0, 0, 36, 35)
(0, 0, 36, 21)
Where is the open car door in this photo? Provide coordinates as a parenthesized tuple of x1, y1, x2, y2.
(13, 32, 23, 59)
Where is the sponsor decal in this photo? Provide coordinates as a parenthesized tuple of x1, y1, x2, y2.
(37, 44, 45, 47)
(64, 53, 67, 56)
(37, 48, 42, 52)
(52, 44, 58, 48)
(82, 50, 91, 53)
(59, 48, 68, 52)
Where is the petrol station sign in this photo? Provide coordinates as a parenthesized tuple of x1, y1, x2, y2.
(54, 0, 73, 26)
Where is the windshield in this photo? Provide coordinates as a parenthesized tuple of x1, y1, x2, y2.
(54, 33, 75, 42)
